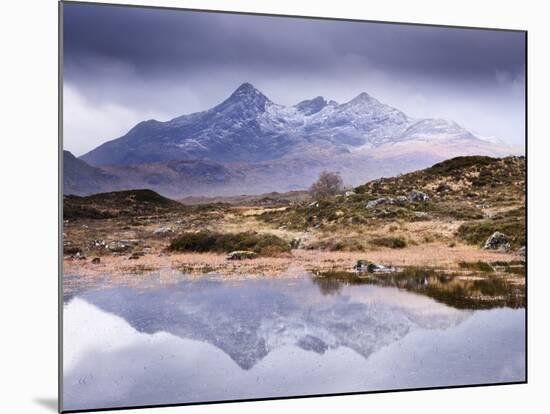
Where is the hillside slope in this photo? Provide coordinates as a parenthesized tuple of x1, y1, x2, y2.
(260, 156, 526, 249)
(63, 150, 122, 195)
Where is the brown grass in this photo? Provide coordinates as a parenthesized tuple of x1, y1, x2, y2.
(64, 242, 520, 278)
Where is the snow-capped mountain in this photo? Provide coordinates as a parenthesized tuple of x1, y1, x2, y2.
(67, 83, 520, 197)
(80, 82, 490, 167)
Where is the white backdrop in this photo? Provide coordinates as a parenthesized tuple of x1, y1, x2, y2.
(0, 0, 548, 413)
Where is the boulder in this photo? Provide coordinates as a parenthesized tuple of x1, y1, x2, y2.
(89, 239, 106, 249)
(517, 246, 526, 258)
(483, 232, 511, 251)
(153, 227, 174, 237)
(226, 250, 258, 260)
(107, 241, 131, 253)
(408, 190, 429, 202)
(344, 190, 356, 197)
(354, 260, 396, 273)
(366, 197, 393, 208)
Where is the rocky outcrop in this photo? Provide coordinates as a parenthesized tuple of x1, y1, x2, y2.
(483, 232, 511, 251)
(153, 227, 175, 237)
(408, 190, 430, 202)
(366, 198, 391, 208)
(226, 250, 258, 260)
(107, 241, 132, 253)
(354, 260, 396, 273)
(366, 193, 426, 209)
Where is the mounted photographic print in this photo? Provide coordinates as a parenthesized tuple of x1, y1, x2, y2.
(60, 1, 527, 412)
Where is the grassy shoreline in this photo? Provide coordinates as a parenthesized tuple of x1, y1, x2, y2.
(63, 156, 525, 307)
(64, 244, 523, 279)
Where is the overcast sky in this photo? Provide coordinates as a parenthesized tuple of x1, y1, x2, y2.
(63, 2, 526, 156)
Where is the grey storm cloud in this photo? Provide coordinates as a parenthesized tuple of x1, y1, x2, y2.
(63, 3, 524, 80)
(62, 2, 526, 155)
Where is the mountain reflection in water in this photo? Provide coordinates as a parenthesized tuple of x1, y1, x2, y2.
(63, 274, 525, 411)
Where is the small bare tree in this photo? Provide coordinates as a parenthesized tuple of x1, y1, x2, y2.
(309, 171, 344, 199)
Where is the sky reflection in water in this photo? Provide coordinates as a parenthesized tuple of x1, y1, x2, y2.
(63, 274, 525, 411)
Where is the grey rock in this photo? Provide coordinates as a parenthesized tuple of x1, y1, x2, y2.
(366, 197, 393, 208)
(354, 260, 396, 273)
(89, 239, 106, 249)
(408, 190, 429, 202)
(108, 241, 131, 253)
(153, 227, 174, 237)
(226, 250, 258, 260)
(483, 232, 511, 251)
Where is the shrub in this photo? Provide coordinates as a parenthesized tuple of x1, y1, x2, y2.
(370, 236, 407, 249)
(457, 217, 525, 248)
(63, 246, 81, 255)
(169, 231, 290, 256)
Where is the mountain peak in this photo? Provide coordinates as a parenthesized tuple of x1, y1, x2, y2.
(349, 91, 377, 104)
(231, 82, 265, 98)
(221, 82, 270, 110)
(80, 84, 494, 170)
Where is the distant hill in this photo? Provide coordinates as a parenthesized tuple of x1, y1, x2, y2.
(179, 190, 311, 206)
(63, 189, 184, 219)
(63, 150, 121, 195)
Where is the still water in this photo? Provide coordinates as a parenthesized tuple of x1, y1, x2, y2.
(63, 274, 525, 411)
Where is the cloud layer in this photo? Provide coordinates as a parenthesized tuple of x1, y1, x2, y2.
(63, 2, 526, 155)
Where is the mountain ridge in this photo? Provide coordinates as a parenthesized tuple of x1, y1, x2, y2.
(67, 83, 520, 197)
(80, 82, 501, 167)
